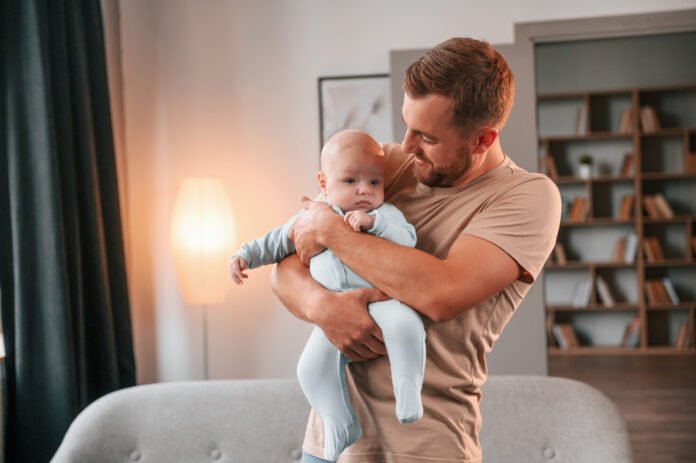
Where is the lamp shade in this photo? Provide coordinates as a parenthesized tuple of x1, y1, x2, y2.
(171, 178, 235, 305)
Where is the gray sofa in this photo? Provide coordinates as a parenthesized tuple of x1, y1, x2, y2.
(52, 376, 633, 462)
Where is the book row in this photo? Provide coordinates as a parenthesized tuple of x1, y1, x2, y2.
(551, 234, 696, 265)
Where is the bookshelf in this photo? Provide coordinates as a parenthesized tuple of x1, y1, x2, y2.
(540, 84, 696, 355)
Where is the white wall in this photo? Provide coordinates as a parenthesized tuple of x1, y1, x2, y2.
(118, 0, 696, 383)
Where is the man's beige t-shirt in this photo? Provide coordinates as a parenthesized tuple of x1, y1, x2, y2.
(302, 144, 561, 462)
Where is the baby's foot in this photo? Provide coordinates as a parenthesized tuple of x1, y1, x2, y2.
(323, 416, 363, 461)
(395, 376, 423, 424)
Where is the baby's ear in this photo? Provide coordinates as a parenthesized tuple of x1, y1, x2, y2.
(316, 171, 327, 192)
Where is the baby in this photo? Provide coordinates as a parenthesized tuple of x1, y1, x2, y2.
(230, 130, 426, 461)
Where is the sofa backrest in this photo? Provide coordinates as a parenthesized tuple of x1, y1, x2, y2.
(52, 376, 633, 462)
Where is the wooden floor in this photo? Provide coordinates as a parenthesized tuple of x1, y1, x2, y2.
(548, 355, 696, 463)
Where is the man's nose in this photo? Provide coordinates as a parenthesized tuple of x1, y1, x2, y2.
(402, 129, 417, 153)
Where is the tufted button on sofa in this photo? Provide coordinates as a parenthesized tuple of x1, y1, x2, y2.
(51, 376, 633, 462)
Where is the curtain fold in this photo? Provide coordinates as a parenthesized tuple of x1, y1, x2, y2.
(1, 1, 136, 461)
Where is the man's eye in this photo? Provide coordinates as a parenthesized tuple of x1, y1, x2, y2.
(422, 137, 435, 144)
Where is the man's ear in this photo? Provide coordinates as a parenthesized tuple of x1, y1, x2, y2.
(316, 171, 327, 194)
(473, 128, 498, 154)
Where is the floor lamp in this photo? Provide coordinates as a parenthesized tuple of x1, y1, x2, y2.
(171, 178, 235, 379)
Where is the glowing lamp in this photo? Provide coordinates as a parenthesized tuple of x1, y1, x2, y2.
(170, 178, 235, 305)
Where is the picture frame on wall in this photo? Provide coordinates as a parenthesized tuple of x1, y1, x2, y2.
(318, 74, 393, 151)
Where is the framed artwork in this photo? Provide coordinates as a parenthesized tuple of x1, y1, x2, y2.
(318, 74, 393, 151)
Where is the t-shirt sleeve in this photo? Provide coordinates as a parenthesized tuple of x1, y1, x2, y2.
(462, 176, 561, 283)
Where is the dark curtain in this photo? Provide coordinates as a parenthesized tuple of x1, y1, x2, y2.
(1, 1, 136, 461)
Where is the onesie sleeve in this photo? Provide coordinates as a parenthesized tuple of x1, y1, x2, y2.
(234, 210, 302, 269)
(462, 176, 561, 283)
(367, 203, 417, 248)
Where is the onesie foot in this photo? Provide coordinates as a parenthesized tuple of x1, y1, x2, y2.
(322, 416, 363, 461)
(395, 376, 423, 424)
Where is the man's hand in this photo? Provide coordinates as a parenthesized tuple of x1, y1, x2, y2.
(344, 210, 375, 232)
(317, 288, 390, 362)
(289, 196, 342, 264)
(229, 256, 249, 285)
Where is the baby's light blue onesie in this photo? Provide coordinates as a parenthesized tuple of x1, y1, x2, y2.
(235, 203, 426, 461)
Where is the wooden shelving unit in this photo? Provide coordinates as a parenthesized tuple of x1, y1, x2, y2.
(540, 84, 696, 355)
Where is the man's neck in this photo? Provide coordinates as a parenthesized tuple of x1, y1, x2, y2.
(451, 141, 505, 188)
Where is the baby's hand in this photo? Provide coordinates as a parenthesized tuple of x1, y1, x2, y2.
(229, 256, 249, 285)
(344, 210, 375, 232)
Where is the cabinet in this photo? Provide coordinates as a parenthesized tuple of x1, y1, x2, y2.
(539, 85, 696, 355)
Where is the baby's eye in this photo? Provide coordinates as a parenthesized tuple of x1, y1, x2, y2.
(344, 178, 356, 184)
(370, 179, 381, 185)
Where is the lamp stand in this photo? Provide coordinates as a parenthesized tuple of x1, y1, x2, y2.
(202, 304, 209, 380)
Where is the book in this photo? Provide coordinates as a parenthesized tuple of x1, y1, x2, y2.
(642, 239, 655, 262)
(624, 232, 638, 263)
(639, 106, 660, 133)
(620, 153, 635, 176)
(642, 237, 663, 263)
(652, 194, 674, 218)
(661, 277, 680, 305)
(567, 197, 589, 222)
(576, 103, 588, 135)
(642, 195, 662, 219)
(611, 238, 627, 262)
(546, 155, 558, 180)
(595, 275, 615, 307)
(645, 279, 674, 305)
(620, 316, 641, 348)
(553, 323, 579, 349)
(617, 195, 634, 220)
(674, 321, 687, 348)
(553, 242, 567, 265)
(687, 153, 696, 174)
(618, 108, 633, 134)
(546, 313, 557, 347)
(685, 315, 695, 348)
(571, 278, 593, 308)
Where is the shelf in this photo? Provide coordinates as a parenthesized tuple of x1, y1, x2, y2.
(640, 127, 692, 137)
(546, 261, 635, 270)
(541, 132, 633, 143)
(560, 218, 635, 227)
(555, 175, 634, 184)
(646, 302, 696, 310)
(644, 259, 696, 268)
(549, 346, 696, 356)
(641, 172, 696, 181)
(548, 304, 638, 312)
(643, 215, 695, 224)
(541, 83, 696, 357)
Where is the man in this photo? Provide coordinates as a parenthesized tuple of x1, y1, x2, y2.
(272, 37, 561, 463)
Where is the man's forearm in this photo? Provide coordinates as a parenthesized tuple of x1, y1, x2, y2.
(317, 218, 519, 322)
(321, 222, 449, 316)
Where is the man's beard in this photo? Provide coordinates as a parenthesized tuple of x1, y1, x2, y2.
(414, 147, 473, 187)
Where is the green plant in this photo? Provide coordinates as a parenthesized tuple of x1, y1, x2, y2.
(579, 154, 593, 165)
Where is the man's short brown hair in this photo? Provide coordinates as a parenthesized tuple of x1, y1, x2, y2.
(404, 37, 514, 134)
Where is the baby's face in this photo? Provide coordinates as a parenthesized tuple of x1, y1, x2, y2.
(321, 148, 385, 213)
